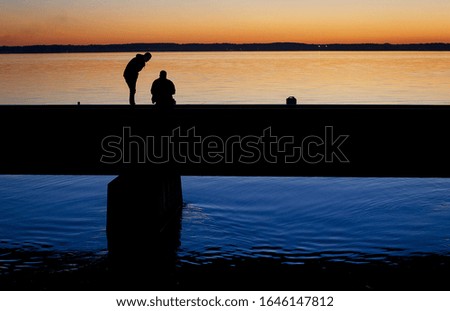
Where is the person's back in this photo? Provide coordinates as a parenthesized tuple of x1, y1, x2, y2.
(123, 53, 151, 79)
(123, 52, 152, 106)
(151, 70, 176, 107)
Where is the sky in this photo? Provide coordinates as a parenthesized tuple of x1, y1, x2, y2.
(1, 0, 450, 46)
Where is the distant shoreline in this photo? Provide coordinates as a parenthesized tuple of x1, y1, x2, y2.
(1, 42, 450, 54)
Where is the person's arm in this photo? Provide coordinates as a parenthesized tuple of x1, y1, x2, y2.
(150, 81, 156, 103)
(151, 80, 157, 95)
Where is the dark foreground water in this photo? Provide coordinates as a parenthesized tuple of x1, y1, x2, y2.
(1, 175, 450, 290)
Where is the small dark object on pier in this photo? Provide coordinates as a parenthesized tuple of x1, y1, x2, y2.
(286, 96, 297, 105)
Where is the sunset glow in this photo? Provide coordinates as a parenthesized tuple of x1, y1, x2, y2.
(1, 0, 450, 46)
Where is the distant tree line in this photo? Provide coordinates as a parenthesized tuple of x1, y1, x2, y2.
(1, 42, 449, 53)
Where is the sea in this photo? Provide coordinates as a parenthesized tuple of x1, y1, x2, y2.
(0, 51, 450, 290)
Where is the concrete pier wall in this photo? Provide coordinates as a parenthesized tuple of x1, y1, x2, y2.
(1, 104, 450, 177)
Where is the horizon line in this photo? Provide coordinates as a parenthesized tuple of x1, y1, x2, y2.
(2, 42, 449, 54)
(2, 41, 450, 48)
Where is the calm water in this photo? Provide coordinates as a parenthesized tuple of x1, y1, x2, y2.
(1, 52, 449, 105)
(1, 52, 450, 289)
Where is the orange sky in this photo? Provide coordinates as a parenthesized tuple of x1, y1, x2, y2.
(1, 0, 450, 46)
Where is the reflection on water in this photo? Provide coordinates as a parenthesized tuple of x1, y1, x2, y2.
(180, 177, 450, 262)
(0, 175, 450, 289)
(2, 247, 450, 290)
(1, 52, 449, 105)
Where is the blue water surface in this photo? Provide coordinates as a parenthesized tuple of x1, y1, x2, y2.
(1, 175, 449, 272)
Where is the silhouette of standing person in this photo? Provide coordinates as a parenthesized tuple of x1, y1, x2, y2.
(151, 70, 176, 108)
(123, 52, 152, 106)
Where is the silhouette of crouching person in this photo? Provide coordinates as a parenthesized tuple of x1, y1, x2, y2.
(151, 70, 176, 108)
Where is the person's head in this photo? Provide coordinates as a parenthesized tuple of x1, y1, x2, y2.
(159, 70, 167, 79)
(144, 52, 152, 62)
